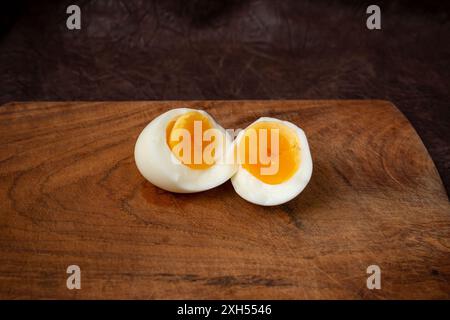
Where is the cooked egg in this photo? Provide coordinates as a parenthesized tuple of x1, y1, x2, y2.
(231, 117, 312, 206)
(134, 108, 236, 193)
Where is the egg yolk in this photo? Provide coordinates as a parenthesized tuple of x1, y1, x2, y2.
(238, 121, 300, 185)
(166, 111, 216, 170)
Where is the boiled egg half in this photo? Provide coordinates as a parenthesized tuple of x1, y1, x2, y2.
(134, 108, 236, 193)
(231, 117, 312, 206)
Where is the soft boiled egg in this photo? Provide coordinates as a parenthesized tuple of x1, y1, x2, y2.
(134, 108, 236, 193)
(231, 117, 312, 206)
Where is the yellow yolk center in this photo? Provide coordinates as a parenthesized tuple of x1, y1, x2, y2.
(238, 121, 300, 185)
(166, 111, 215, 170)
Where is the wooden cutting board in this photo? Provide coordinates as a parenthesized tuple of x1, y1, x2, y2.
(0, 100, 449, 299)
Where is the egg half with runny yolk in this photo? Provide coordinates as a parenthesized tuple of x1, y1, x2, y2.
(231, 117, 312, 206)
(134, 108, 236, 193)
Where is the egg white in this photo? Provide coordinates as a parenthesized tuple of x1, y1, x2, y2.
(231, 117, 313, 206)
(134, 108, 237, 193)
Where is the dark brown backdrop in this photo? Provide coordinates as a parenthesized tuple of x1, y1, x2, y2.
(0, 0, 449, 196)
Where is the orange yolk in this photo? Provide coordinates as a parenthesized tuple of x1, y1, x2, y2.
(238, 121, 300, 185)
(166, 111, 215, 170)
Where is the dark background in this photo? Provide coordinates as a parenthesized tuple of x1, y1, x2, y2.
(0, 0, 449, 196)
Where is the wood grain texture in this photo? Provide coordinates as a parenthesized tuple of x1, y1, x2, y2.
(0, 100, 449, 299)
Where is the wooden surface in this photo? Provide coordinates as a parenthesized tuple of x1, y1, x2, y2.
(0, 100, 449, 299)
